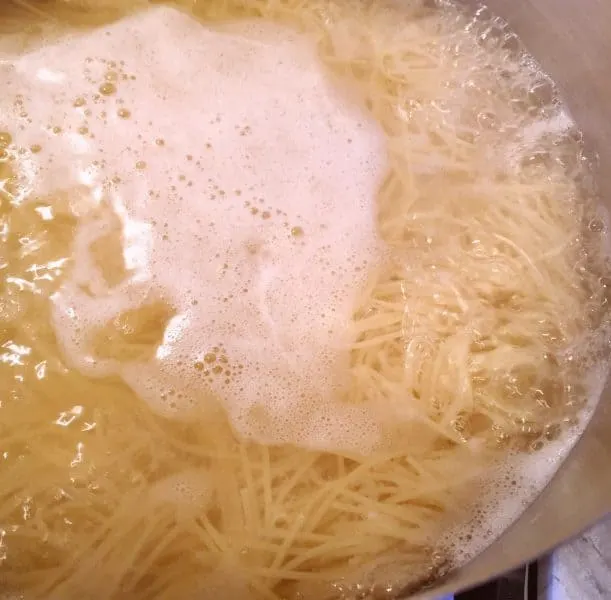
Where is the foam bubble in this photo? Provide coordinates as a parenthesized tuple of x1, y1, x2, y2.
(4, 7, 387, 453)
(149, 470, 215, 515)
(437, 357, 609, 567)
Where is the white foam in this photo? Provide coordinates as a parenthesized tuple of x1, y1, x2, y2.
(150, 470, 215, 515)
(519, 110, 574, 146)
(505, 109, 574, 168)
(438, 360, 609, 568)
(0, 7, 387, 453)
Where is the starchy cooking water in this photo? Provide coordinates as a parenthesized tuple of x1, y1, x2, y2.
(0, 1, 609, 599)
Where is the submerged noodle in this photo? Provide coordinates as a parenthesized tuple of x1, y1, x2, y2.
(0, 1, 609, 599)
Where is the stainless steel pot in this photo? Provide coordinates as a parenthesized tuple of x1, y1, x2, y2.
(413, 1, 611, 597)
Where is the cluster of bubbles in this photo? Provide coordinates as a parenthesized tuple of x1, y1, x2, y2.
(1, 9, 391, 454)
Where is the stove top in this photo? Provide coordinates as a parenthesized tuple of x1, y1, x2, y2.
(442, 517, 611, 600)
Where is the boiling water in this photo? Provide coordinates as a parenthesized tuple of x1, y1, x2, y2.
(0, 1, 609, 599)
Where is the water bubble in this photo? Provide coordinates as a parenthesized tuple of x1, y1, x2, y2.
(99, 82, 117, 96)
(0, 132, 13, 148)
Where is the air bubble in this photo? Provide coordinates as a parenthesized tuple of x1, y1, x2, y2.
(0, 132, 13, 148)
(99, 82, 117, 96)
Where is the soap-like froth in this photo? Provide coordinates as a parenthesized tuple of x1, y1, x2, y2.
(437, 360, 608, 570)
(2, 8, 387, 453)
(150, 470, 215, 516)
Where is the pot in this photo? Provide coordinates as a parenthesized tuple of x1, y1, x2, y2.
(414, 1, 611, 597)
(2, 2, 610, 598)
